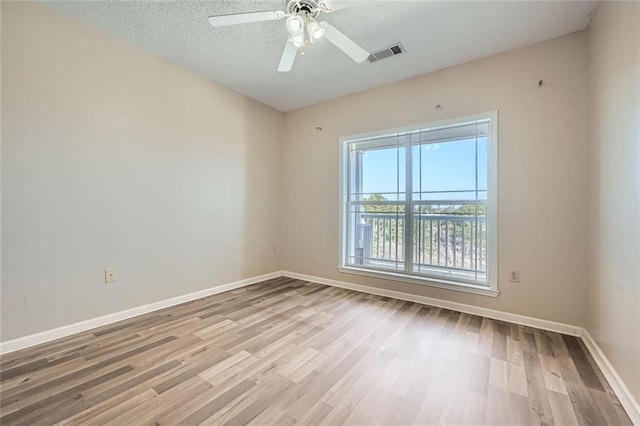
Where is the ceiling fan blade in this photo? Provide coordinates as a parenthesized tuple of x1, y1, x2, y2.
(321, 22, 369, 63)
(208, 10, 285, 27)
(320, 0, 360, 13)
(278, 41, 299, 72)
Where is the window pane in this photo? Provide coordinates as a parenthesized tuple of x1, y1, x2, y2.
(348, 136, 406, 202)
(412, 122, 489, 202)
(361, 146, 405, 201)
(346, 203, 405, 272)
(412, 203, 487, 283)
(414, 139, 477, 199)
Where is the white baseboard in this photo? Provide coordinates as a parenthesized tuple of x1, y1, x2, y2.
(0, 271, 283, 355)
(582, 331, 640, 425)
(282, 271, 584, 336)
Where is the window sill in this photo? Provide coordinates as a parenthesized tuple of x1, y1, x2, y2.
(337, 266, 500, 298)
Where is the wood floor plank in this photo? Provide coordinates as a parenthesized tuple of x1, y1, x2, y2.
(38, 360, 182, 425)
(1, 365, 133, 424)
(522, 347, 556, 425)
(0, 358, 54, 381)
(548, 389, 580, 426)
(461, 390, 488, 425)
(152, 348, 230, 394)
(175, 379, 257, 426)
(322, 349, 389, 412)
(489, 357, 508, 391)
(492, 320, 509, 361)
(292, 399, 333, 425)
(223, 376, 291, 425)
(0, 279, 632, 425)
(540, 353, 569, 396)
(509, 391, 532, 425)
(486, 385, 511, 425)
(565, 379, 609, 425)
(563, 334, 606, 391)
(589, 387, 634, 426)
(149, 380, 230, 425)
(109, 375, 211, 424)
(1, 335, 177, 408)
(64, 388, 158, 425)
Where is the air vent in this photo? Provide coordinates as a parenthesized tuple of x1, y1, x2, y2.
(367, 43, 405, 63)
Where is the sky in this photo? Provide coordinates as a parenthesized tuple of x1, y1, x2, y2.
(360, 137, 488, 201)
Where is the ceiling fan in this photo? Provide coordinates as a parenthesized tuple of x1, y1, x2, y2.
(208, 0, 369, 72)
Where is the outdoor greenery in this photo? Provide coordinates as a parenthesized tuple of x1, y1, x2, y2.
(358, 193, 487, 269)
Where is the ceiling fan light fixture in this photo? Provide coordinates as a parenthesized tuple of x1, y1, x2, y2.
(307, 20, 325, 42)
(286, 15, 304, 34)
(290, 33, 305, 47)
(208, 0, 368, 72)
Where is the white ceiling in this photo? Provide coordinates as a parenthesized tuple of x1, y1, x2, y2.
(43, 0, 596, 112)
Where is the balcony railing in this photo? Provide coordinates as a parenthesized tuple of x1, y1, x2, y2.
(352, 212, 487, 278)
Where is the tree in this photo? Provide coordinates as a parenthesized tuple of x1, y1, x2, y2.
(363, 193, 404, 213)
(359, 193, 487, 263)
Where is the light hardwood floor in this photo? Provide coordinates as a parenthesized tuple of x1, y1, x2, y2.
(0, 277, 632, 425)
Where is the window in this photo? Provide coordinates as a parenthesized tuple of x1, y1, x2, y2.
(339, 112, 498, 296)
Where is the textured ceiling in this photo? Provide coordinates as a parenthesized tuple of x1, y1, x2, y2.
(43, 0, 596, 112)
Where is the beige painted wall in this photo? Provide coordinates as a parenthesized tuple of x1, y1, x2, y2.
(283, 32, 589, 326)
(586, 1, 640, 403)
(1, 2, 284, 341)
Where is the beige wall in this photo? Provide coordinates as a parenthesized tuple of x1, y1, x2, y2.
(586, 1, 640, 403)
(283, 32, 589, 326)
(1, 2, 284, 340)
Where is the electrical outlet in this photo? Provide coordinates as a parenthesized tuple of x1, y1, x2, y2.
(272, 246, 277, 255)
(509, 270, 520, 283)
(105, 269, 117, 283)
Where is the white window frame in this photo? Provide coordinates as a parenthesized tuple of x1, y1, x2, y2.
(338, 111, 499, 297)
